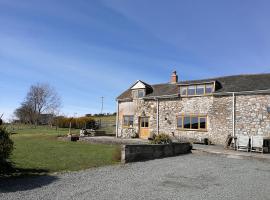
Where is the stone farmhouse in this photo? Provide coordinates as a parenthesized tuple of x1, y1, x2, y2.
(116, 71, 270, 144)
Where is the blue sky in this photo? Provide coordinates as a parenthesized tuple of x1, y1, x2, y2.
(1, 0, 270, 120)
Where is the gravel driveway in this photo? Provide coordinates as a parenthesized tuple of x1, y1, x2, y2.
(1, 151, 270, 200)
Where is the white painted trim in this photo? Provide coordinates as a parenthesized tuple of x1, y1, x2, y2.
(131, 81, 146, 89)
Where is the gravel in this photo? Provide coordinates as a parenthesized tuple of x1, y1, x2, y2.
(1, 151, 270, 200)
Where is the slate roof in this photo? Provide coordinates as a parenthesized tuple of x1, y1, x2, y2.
(117, 73, 270, 100)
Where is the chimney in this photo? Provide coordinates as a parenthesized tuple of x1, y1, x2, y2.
(170, 71, 178, 84)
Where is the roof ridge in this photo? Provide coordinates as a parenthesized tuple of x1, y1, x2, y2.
(151, 82, 172, 86)
(179, 72, 270, 83)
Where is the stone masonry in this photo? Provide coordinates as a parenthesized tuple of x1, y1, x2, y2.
(117, 94, 270, 145)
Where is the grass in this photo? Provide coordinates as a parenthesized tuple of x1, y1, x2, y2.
(2, 125, 120, 177)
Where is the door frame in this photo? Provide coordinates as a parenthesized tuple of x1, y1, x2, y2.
(139, 116, 150, 139)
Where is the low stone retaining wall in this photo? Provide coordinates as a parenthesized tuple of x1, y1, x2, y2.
(121, 142, 192, 163)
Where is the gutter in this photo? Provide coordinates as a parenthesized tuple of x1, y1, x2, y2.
(232, 92, 235, 139)
(214, 89, 270, 96)
(117, 94, 180, 101)
(156, 98, 159, 135)
(117, 98, 133, 102)
(142, 94, 180, 100)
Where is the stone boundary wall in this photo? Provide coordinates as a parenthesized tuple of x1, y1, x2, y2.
(121, 142, 192, 163)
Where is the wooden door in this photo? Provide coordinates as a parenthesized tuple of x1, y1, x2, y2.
(139, 117, 150, 139)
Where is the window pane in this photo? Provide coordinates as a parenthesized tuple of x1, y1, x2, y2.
(191, 117, 199, 129)
(180, 87, 187, 96)
(138, 90, 145, 98)
(145, 121, 149, 127)
(199, 117, 206, 129)
(205, 84, 213, 94)
(123, 116, 134, 127)
(123, 116, 128, 126)
(184, 116, 191, 129)
(132, 90, 138, 98)
(141, 117, 149, 128)
(129, 116, 134, 126)
(188, 86, 196, 95)
(145, 117, 149, 127)
(196, 85, 204, 95)
(177, 117, 183, 128)
(141, 119, 144, 127)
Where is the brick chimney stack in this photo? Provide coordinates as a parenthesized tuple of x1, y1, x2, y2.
(170, 71, 178, 84)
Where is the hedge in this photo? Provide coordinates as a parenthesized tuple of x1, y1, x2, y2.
(54, 117, 96, 129)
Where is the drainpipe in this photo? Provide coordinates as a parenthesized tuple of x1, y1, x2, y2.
(232, 92, 235, 138)
(115, 100, 119, 138)
(156, 98, 159, 135)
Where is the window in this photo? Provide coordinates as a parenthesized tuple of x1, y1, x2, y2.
(188, 85, 196, 95)
(183, 116, 190, 129)
(199, 117, 206, 129)
(180, 83, 214, 97)
(123, 115, 134, 127)
(140, 117, 149, 128)
(132, 89, 145, 99)
(132, 90, 138, 98)
(180, 86, 187, 96)
(196, 85, 205, 95)
(138, 89, 145, 98)
(191, 116, 199, 129)
(205, 84, 213, 94)
(177, 117, 183, 128)
(177, 115, 207, 130)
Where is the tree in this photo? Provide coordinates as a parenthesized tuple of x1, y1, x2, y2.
(15, 83, 61, 125)
(0, 113, 3, 125)
(0, 126, 13, 165)
(14, 101, 35, 124)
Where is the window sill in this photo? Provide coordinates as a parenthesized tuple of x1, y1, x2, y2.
(122, 126, 134, 129)
(176, 128, 208, 132)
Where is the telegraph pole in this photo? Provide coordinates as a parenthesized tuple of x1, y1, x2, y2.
(100, 96, 104, 115)
(99, 97, 104, 129)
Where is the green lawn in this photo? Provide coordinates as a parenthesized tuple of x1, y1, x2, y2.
(4, 125, 120, 177)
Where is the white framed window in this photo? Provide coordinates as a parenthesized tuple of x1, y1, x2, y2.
(132, 89, 145, 99)
(123, 115, 134, 127)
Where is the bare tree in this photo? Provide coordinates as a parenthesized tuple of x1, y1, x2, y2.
(15, 83, 61, 125)
(0, 113, 3, 125)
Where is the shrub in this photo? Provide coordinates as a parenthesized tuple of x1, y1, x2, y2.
(151, 133, 172, 144)
(0, 126, 14, 164)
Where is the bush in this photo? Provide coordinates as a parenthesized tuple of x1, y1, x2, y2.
(0, 126, 14, 164)
(151, 133, 172, 144)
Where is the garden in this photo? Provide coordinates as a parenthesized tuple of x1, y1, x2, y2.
(0, 124, 120, 177)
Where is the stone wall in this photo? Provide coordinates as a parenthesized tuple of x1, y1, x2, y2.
(118, 94, 270, 145)
(121, 143, 192, 163)
(235, 95, 270, 137)
(157, 96, 233, 144)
